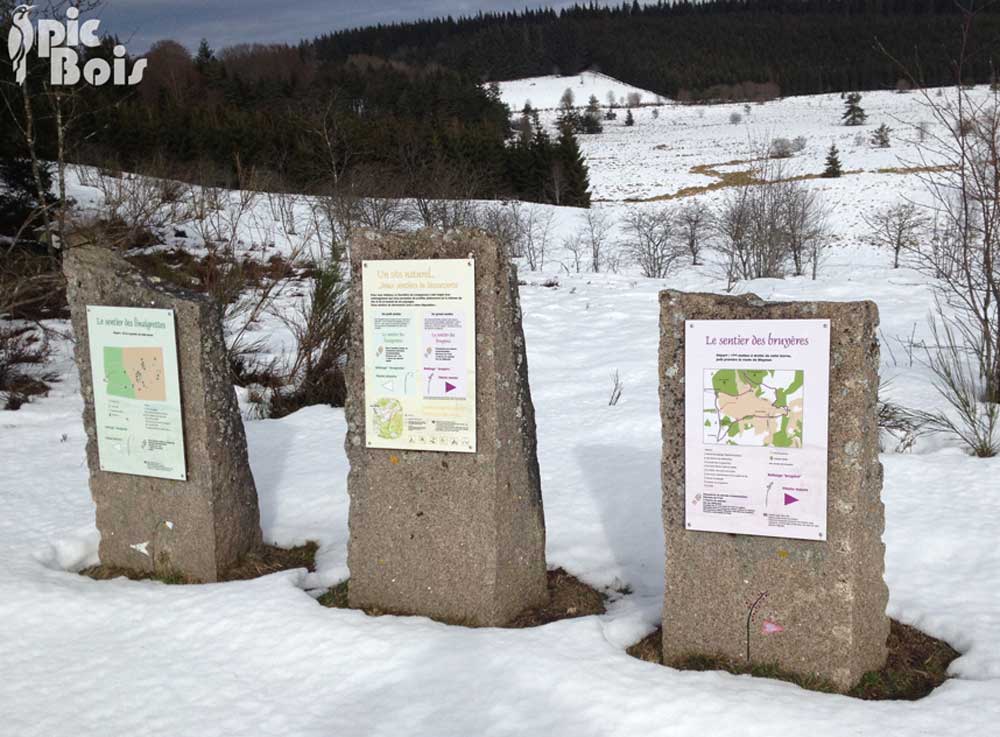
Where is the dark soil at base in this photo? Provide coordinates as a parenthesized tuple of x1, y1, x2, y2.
(79, 541, 318, 584)
(626, 619, 959, 700)
(319, 567, 607, 628)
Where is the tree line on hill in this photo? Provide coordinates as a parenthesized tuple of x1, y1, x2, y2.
(313, 0, 1000, 100)
(0, 31, 592, 224)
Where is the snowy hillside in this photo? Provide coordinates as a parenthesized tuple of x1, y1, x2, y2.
(492, 70, 661, 111)
(3, 80, 1000, 736)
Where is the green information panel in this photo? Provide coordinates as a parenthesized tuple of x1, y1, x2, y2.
(86, 305, 187, 480)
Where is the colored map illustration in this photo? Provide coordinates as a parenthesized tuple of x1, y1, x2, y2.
(103, 347, 167, 401)
(372, 398, 404, 440)
(703, 368, 804, 448)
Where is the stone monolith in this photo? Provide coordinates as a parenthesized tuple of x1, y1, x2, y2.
(64, 243, 262, 582)
(345, 230, 547, 625)
(659, 290, 889, 691)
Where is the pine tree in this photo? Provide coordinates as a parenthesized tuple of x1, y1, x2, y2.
(580, 94, 603, 134)
(822, 144, 843, 178)
(528, 112, 553, 202)
(557, 88, 581, 134)
(842, 92, 867, 126)
(624, 108, 635, 127)
(870, 123, 892, 148)
(556, 127, 591, 207)
(195, 39, 215, 71)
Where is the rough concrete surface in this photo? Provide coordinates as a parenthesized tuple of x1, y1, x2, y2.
(64, 243, 262, 582)
(659, 290, 889, 691)
(345, 230, 547, 626)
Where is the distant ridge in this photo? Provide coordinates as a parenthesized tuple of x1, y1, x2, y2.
(311, 1, 1000, 99)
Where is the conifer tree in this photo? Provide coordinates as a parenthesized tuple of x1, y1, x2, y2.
(557, 88, 580, 134)
(870, 123, 892, 148)
(581, 94, 603, 134)
(822, 144, 843, 178)
(624, 108, 635, 127)
(556, 127, 591, 207)
(842, 92, 867, 126)
(529, 112, 553, 202)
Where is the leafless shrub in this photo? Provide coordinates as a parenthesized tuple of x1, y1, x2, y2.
(406, 158, 483, 231)
(676, 200, 713, 265)
(95, 171, 191, 248)
(782, 185, 829, 278)
(918, 317, 999, 457)
(769, 136, 807, 159)
(714, 155, 828, 286)
(520, 207, 555, 271)
(0, 323, 54, 410)
(476, 202, 523, 257)
(729, 112, 743, 125)
(899, 74, 1000, 402)
(477, 202, 553, 271)
(581, 209, 614, 273)
(608, 370, 624, 406)
(863, 202, 927, 268)
(187, 164, 313, 372)
(877, 378, 926, 452)
(562, 232, 585, 272)
(264, 190, 302, 236)
(354, 195, 410, 233)
(268, 260, 349, 418)
(622, 206, 681, 279)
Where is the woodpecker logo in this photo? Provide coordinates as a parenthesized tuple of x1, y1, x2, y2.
(7, 5, 147, 87)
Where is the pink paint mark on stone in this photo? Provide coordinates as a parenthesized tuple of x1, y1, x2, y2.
(761, 618, 785, 635)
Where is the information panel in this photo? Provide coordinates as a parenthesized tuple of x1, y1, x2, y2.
(684, 319, 830, 540)
(86, 305, 187, 480)
(362, 258, 476, 453)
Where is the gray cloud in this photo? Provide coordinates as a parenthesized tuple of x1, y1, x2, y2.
(96, 1, 578, 52)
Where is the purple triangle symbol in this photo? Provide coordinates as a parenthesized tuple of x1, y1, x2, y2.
(784, 493, 799, 506)
(445, 382, 456, 393)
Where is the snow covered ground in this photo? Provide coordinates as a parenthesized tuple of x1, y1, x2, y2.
(3, 83, 1000, 736)
(492, 70, 661, 112)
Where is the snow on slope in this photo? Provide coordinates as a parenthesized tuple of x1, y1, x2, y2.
(555, 88, 963, 202)
(3, 84, 1000, 736)
(493, 70, 661, 111)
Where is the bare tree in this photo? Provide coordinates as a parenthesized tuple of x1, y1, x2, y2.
(622, 206, 680, 278)
(1, 1, 110, 253)
(404, 156, 482, 232)
(715, 158, 788, 285)
(521, 206, 555, 271)
(582, 209, 614, 273)
(94, 166, 192, 247)
(676, 200, 713, 265)
(880, 12, 1000, 402)
(562, 232, 585, 273)
(714, 154, 827, 284)
(863, 202, 927, 268)
(782, 184, 828, 277)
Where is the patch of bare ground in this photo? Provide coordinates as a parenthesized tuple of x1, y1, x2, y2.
(318, 567, 607, 628)
(79, 541, 318, 585)
(626, 619, 958, 700)
(632, 159, 942, 202)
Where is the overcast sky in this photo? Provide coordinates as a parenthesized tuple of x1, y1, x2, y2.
(95, 1, 582, 52)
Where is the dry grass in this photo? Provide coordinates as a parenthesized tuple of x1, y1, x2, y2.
(319, 567, 607, 628)
(875, 164, 952, 175)
(626, 619, 958, 700)
(635, 159, 942, 202)
(79, 541, 318, 584)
